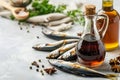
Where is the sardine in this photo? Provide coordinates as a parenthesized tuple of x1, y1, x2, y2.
(27, 13, 67, 23)
(42, 27, 80, 40)
(27, 15, 49, 23)
(32, 39, 79, 51)
(0, 10, 12, 19)
(47, 13, 67, 21)
(47, 17, 72, 26)
(58, 47, 77, 61)
(48, 59, 118, 79)
(47, 22, 72, 32)
(46, 42, 77, 59)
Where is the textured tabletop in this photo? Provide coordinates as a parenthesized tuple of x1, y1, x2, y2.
(0, 0, 120, 80)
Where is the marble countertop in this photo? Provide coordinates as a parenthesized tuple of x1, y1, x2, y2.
(0, 0, 120, 80)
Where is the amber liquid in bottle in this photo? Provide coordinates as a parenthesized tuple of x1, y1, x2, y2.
(76, 34, 105, 67)
(98, 0, 119, 51)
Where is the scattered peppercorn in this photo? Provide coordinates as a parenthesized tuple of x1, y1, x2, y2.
(37, 36, 40, 39)
(27, 30, 30, 33)
(18, 22, 22, 30)
(18, 22, 21, 25)
(38, 59, 41, 62)
(42, 72, 44, 75)
(40, 70, 44, 75)
(29, 66, 32, 70)
(36, 69, 39, 72)
(42, 65, 45, 68)
(32, 25, 35, 28)
(20, 27, 23, 30)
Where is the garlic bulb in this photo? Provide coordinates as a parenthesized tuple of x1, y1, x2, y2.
(10, 0, 32, 7)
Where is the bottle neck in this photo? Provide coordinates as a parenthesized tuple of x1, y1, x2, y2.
(84, 16, 95, 34)
(82, 15, 100, 40)
(102, 0, 113, 11)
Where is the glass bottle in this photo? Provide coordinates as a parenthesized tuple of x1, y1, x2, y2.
(97, 0, 120, 51)
(76, 4, 109, 67)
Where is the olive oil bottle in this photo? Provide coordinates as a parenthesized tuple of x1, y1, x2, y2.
(97, 0, 120, 51)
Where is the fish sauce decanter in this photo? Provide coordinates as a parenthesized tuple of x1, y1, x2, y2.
(97, 0, 120, 51)
(76, 4, 109, 67)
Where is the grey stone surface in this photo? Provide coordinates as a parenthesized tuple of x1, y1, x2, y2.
(0, 0, 120, 80)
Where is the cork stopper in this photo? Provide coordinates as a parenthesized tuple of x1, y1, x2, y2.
(85, 4, 96, 15)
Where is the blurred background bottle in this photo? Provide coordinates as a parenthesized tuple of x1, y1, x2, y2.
(97, 0, 120, 51)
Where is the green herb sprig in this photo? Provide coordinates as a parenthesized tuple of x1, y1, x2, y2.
(29, 0, 66, 17)
(55, 5, 66, 13)
(67, 10, 85, 26)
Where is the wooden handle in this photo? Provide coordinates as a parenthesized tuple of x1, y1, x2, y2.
(0, 0, 14, 11)
(0, 0, 29, 20)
